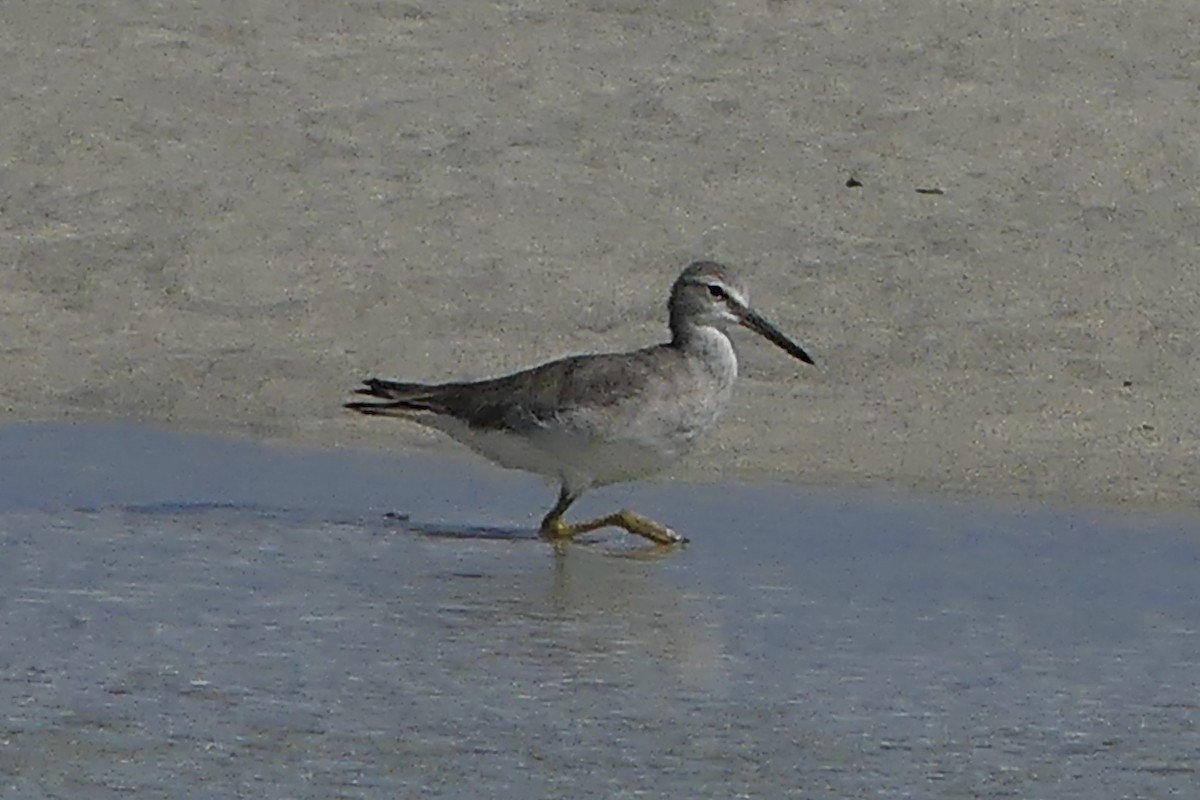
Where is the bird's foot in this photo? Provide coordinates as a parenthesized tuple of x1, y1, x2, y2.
(540, 509, 687, 547)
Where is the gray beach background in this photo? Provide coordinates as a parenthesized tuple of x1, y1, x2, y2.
(3, 2, 1200, 798)
(3, 0, 1199, 509)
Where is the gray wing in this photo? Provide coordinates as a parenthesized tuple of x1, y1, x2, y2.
(346, 345, 680, 433)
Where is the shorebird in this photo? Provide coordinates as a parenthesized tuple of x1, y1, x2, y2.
(346, 261, 814, 546)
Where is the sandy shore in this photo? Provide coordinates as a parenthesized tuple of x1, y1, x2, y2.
(3, 1, 1197, 510)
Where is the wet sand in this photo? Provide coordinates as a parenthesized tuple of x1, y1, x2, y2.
(3, 2, 1200, 510)
(1, 423, 1197, 798)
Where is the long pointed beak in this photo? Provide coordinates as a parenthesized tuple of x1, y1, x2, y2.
(739, 308, 815, 365)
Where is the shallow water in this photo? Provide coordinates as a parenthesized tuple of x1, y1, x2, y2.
(0, 423, 1196, 798)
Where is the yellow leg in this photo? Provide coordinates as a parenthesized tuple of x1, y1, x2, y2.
(539, 486, 578, 539)
(540, 487, 686, 546)
(561, 509, 686, 546)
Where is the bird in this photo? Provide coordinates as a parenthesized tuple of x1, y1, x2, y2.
(346, 260, 814, 546)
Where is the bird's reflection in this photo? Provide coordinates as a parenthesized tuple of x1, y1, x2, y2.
(397, 530, 730, 696)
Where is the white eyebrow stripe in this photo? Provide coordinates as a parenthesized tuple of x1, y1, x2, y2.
(718, 283, 748, 307)
(687, 274, 749, 307)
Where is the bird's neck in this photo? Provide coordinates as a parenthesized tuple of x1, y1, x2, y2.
(670, 323, 739, 381)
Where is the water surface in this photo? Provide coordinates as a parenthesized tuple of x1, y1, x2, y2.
(0, 423, 1195, 798)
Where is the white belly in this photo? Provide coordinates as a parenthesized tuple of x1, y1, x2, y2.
(420, 368, 732, 493)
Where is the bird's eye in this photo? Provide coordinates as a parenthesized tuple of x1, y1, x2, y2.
(707, 284, 726, 299)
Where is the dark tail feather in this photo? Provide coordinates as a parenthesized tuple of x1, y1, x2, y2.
(345, 377, 442, 417)
(353, 378, 434, 400)
(344, 400, 412, 416)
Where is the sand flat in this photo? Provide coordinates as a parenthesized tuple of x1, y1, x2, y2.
(2, 2, 1198, 509)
